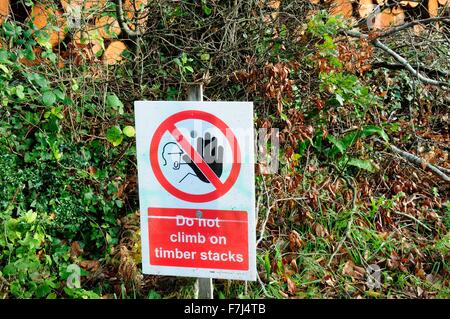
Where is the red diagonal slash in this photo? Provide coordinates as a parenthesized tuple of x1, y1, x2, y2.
(167, 123, 224, 190)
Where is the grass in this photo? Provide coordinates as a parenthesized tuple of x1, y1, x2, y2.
(202, 187, 449, 299)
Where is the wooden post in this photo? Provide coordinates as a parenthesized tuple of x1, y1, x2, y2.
(187, 84, 214, 300)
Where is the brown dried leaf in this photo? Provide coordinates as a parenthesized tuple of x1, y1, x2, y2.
(286, 277, 297, 294)
(314, 223, 329, 238)
(289, 230, 303, 251)
(70, 241, 83, 259)
(268, 0, 281, 10)
(80, 260, 100, 272)
(342, 260, 365, 280)
(323, 274, 336, 287)
(387, 251, 401, 270)
(290, 259, 299, 273)
(103, 41, 127, 65)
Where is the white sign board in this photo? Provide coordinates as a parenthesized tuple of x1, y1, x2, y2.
(134, 101, 256, 281)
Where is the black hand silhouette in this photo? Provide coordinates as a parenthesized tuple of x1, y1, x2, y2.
(182, 132, 224, 183)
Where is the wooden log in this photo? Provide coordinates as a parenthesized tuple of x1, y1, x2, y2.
(359, 0, 376, 18)
(72, 26, 103, 60)
(61, 0, 107, 28)
(30, 3, 67, 48)
(123, 0, 149, 30)
(330, 0, 353, 18)
(400, 1, 420, 8)
(428, 0, 439, 16)
(61, 0, 107, 13)
(102, 40, 127, 65)
(96, 15, 121, 39)
(0, 0, 9, 26)
(372, 8, 405, 29)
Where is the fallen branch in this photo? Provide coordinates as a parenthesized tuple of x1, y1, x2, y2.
(371, 61, 450, 79)
(437, 165, 450, 175)
(375, 138, 450, 182)
(393, 211, 432, 232)
(377, 16, 450, 38)
(372, 38, 450, 89)
(343, 29, 450, 90)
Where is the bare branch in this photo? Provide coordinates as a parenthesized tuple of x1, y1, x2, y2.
(372, 38, 449, 89)
(343, 30, 450, 90)
(375, 138, 450, 182)
(114, 0, 143, 38)
(377, 16, 450, 38)
(437, 166, 450, 175)
(371, 62, 450, 78)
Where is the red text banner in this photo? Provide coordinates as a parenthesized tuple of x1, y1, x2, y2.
(148, 207, 249, 270)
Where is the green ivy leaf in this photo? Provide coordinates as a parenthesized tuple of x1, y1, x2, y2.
(24, 210, 37, 223)
(46, 292, 57, 299)
(173, 57, 182, 68)
(327, 135, 345, 154)
(202, 4, 212, 16)
(29, 73, 49, 88)
(42, 91, 56, 106)
(347, 158, 375, 172)
(0, 50, 12, 64)
(0, 64, 11, 77)
(361, 125, 389, 142)
(335, 93, 344, 106)
(106, 94, 124, 115)
(71, 80, 79, 92)
(200, 53, 210, 61)
(106, 126, 123, 147)
(53, 89, 65, 101)
(2, 264, 16, 276)
(122, 126, 135, 138)
(35, 283, 51, 298)
(15, 85, 25, 99)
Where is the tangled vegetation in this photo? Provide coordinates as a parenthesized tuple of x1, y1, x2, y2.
(0, 0, 449, 299)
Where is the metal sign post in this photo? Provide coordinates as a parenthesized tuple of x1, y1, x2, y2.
(188, 84, 214, 300)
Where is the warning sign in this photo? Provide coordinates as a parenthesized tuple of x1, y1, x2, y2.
(135, 101, 256, 280)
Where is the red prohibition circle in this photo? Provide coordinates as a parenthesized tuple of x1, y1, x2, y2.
(150, 110, 241, 203)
